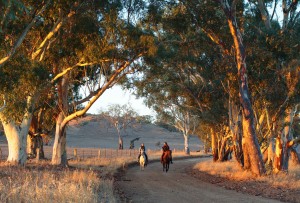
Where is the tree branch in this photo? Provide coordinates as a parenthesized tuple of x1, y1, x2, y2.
(60, 52, 145, 128)
(0, 0, 50, 67)
(0, 96, 6, 112)
(31, 10, 75, 61)
(201, 28, 231, 55)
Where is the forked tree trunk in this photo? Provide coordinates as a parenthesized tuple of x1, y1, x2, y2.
(0, 96, 35, 165)
(218, 134, 231, 162)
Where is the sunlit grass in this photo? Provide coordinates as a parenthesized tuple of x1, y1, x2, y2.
(194, 159, 300, 190)
(0, 149, 205, 203)
(0, 156, 135, 203)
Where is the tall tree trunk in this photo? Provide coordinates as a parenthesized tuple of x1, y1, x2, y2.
(281, 106, 297, 171)
(27, 115, 45, 159)
(52, 74, 69, 165)
(211, 128, 218, 161)
(2, 121, 28, 164)
(267, 138, 275, 165)
(52, 112, 67, 165)
(242, 138, 251, 170)
(229, 100, 243, 165)
(231, 107, 244, 167)
(219, 1, 266, 175)
(266, 108, 274, 166)
(274, 136, 283, 173)
(184, 133, 190, 155)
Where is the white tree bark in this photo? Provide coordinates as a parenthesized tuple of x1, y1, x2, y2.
(184, 133, 190, 155)
(52, 112, 67, 165)
(0, 96, 35, 165)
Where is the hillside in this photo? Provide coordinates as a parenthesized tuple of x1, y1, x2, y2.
(67, 114, 203, 151)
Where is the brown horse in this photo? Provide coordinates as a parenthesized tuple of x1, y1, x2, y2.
(162, 150, 171, 172)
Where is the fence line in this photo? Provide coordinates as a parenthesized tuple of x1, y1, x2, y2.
(0, 146, 168, 161)
(68, 148, 168, 160)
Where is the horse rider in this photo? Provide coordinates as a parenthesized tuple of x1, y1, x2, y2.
(138, 143, 148, 165)
(161, 142, 173, 163)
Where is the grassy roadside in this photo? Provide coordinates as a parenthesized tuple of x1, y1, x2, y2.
(0, 151, 204, 203)
(1, 151, 298, 202)
(0, 158, 132, 203)
(194, 159, 300, 190)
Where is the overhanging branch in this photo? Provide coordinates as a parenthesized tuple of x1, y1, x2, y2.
(0, 0, 50, 67)
(60, 52, 145, 128)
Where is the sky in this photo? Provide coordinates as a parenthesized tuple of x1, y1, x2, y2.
(86, 85, 156, 117)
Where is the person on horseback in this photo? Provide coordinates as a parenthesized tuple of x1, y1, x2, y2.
(138, 143, 148, 165)
(161, 142, 173, 163)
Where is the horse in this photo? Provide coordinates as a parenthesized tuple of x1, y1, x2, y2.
(139, 151, 146, 171)
(162, 150, 171, 172)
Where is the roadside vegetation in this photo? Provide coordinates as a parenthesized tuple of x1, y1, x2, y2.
(195, 159, 300, 190)
(0, 151, 202, 202)
(0, 157, 128, 203)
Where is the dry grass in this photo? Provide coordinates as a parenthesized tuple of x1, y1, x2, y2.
(0, 150, 204, 203)
(0, 156, 136, 203)
(194, 159, 300, 190)
(69, 156, 136, 175)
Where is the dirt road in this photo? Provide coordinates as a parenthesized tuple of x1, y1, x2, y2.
(116, 158, 282, 203)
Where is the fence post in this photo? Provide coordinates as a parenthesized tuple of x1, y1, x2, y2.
(98, 149, 101, 160)
(74, 148, 78, 160)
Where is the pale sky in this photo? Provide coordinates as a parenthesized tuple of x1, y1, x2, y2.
(86, 85, 156, 117)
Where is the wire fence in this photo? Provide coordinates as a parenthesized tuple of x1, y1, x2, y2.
(0, 145, 168, 161)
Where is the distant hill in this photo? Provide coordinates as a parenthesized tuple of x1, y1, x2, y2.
(67, 114, 203, 151)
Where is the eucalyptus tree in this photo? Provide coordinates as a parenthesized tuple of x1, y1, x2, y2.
(249, 0, 300, 172)
(132, 2, 232, 156)
(99, 104, 139, 149)
(0, 0, 49, 67)
(181, 0, 300, 174)
(156, 100, 199, 155)
(0, 0, 87, 165)
(42, 1, 157, 165)
(0, 56, 49, 164)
